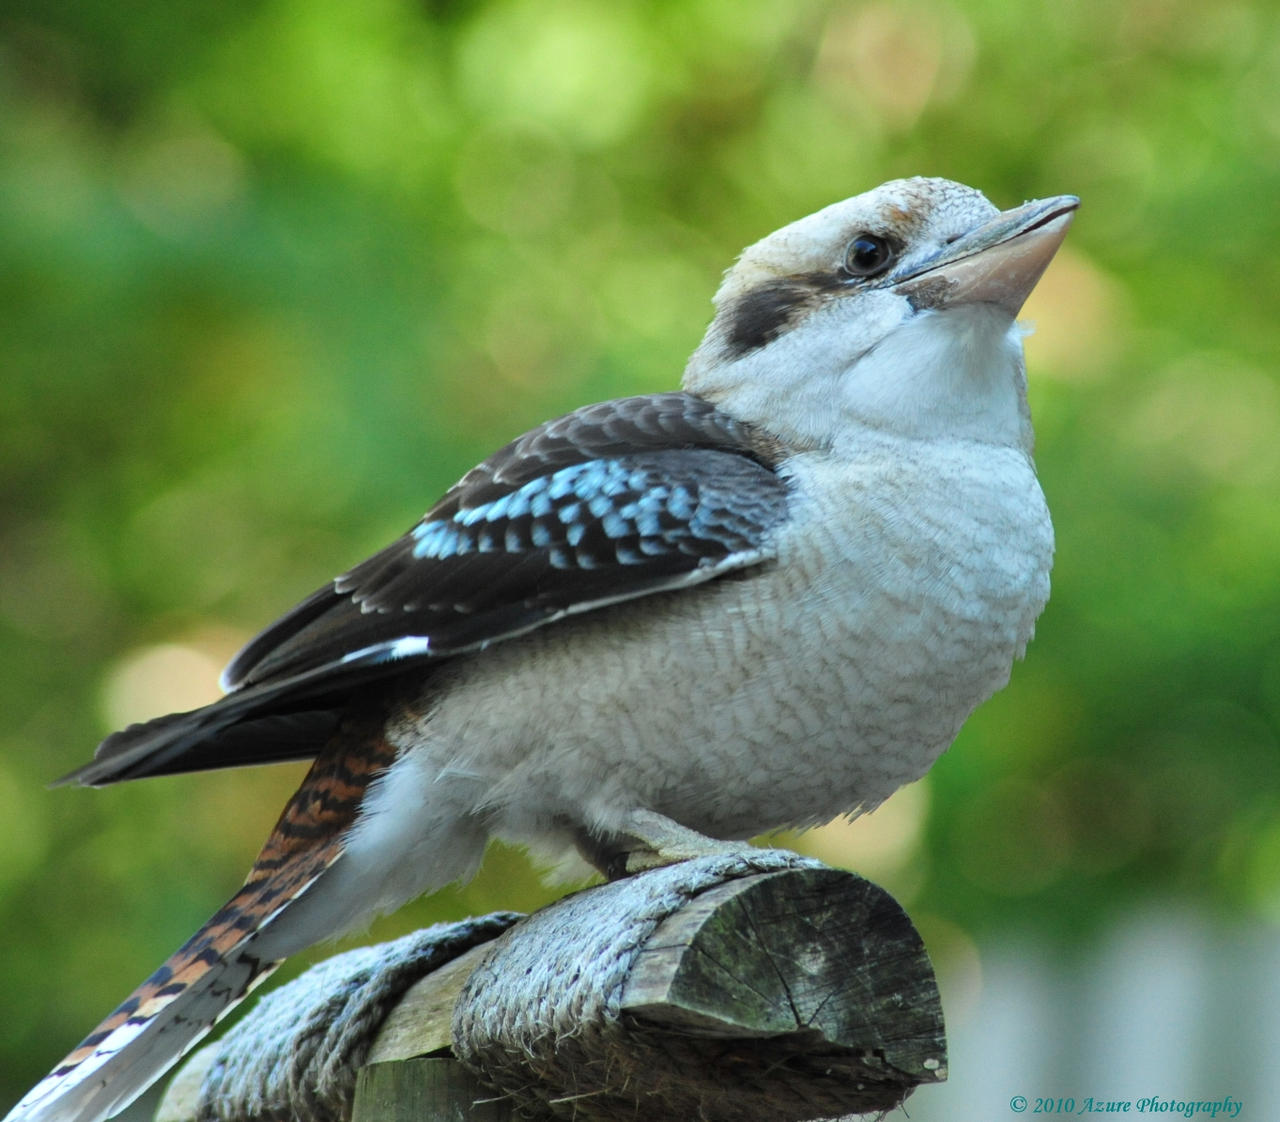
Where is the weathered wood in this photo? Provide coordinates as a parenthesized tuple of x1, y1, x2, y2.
(153, 858, 945, 1122)
(620, 868, 946, 1073)
(609, 866, 946, 1119)
(442, 864, 944, 1121)
(354, 1058, 514, 1122)
(366, 942, 493, 1064)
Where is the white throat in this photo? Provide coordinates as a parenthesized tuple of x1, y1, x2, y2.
(685, 300, 1034, 453)
(835, 303, 1034, 451)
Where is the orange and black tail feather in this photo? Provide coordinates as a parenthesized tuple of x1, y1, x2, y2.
(6, 718, 397, 1122)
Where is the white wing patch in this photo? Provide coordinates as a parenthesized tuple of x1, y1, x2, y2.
(340, 636, 433, 666)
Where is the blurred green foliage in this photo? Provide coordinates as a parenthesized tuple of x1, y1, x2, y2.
(2, 0, 1278, 1108)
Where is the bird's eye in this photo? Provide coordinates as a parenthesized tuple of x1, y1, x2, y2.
(841, 234, 895, 279)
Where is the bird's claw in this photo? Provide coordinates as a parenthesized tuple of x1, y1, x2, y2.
(581, 810, 753, 880)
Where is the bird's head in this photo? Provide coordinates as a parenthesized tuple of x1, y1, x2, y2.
(683, 177, 1077, 453)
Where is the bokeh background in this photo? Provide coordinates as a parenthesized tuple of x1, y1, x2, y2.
(3, 1, 1278, 1117)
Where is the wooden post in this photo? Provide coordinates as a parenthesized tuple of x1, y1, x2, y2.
(363, 866, 945, 1121)
(354, 1059, 514, 1122)
(157, 859, 945, 1122)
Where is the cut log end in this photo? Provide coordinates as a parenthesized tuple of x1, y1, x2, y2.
(446, 864, 945, 1121)
(604, 866, 947, 1120)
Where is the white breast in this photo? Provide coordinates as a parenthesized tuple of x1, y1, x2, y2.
(372, 435, 1052, 853)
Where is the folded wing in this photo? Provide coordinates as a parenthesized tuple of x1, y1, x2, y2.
(65, 393, 789, 787)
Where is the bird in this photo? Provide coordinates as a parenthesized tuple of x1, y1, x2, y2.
(7, 176, 1076, 1122)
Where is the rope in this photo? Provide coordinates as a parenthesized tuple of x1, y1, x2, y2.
(192, 912, 521, 1122)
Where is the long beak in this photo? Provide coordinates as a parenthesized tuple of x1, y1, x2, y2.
(894, 195, 1079, 316)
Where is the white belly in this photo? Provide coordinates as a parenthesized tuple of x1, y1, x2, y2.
(383, 439, 1053, 848)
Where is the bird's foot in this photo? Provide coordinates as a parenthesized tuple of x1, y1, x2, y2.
(579, 810, 753, 880)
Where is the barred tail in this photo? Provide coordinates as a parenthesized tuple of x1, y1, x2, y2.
(6, 715, 396, 1122)
(5, 912, 285, 1122)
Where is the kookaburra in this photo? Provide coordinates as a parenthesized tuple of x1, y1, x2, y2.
(7, 176, 1075, 1122)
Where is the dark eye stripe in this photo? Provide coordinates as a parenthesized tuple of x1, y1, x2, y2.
(722, 280, 815, 359)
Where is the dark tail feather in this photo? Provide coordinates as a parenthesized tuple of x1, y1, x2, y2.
(55, 657, 406, 788)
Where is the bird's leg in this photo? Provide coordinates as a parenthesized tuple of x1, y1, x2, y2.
(577, 809, 754, 880)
